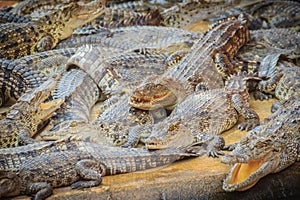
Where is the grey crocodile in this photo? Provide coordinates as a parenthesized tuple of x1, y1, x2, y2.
(40, 46, 170, 144)
(129, 16, 250, 111)
(222, 95, 300, 191)
(137, 72, 261, 157)
(0, 138, 196, 200)
(55, 25, 201, 52)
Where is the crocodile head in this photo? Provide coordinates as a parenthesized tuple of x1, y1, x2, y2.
(0, 78, 64, 148)
(39, 0, 106, 46)
(222, 118, 300, 191)
(129, 77, 187, 110)
(0, 172, 20, 198)
(145, 119, 194, 149)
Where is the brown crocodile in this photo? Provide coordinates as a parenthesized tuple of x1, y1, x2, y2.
(66, 45, 170, 94)
(129, 15, 250, 111)
(0, 76, 64, 148)
(0, 0, 106, 59)
(222, 95, 300, 191)
(0, 137, 196, 200)
(139, 72, 261, 157)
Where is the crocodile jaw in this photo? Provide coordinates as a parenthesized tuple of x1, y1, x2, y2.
(222, 152, 281, 192)
(60, 1, 106, 39)
(129, 90, 177, 110)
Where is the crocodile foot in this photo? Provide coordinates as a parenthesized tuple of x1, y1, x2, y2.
(253, 90, 273, 101)
(237, 118, 259, 131)
(222, 143, 238, 151)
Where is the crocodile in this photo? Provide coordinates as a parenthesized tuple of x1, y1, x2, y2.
(222, 95, 300, 191)
(0, 11, 31, 23)
(0, 0, 106, 59)
(0, 48, 77, 106)
(40, 46, 170, 144)
(0, 136, 85, 171)
(0, 76, 64, 148)
(129, 16, 250, 111)
(257, 55, 300, 106)
(66, 45, 170, 94)
(249, 0, 300, 29)
(232, 28, 300, 100)
(160, 0, 240, 29)
(236, 28, 300, 62)
(0, 138, 196, 200)
(90, 7, 162, 28)
(138, 72, 261, 156)
(7, 0, 81, 16)
(55, 25, 201, 53)
(44, 68, 100, 134)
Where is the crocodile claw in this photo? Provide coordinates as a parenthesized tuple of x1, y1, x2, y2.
(238, 119, 259, 131)
(253, 91, 273, 101)
(222, 143, 238, 151)
(207, 150, 224, 158)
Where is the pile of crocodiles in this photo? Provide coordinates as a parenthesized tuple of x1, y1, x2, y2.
(0, 0, 299, 199)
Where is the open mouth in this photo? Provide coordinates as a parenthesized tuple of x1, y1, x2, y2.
(145, 141, 169, 149)
(129, 92, 171, 110)
(223, 155, 270, 192)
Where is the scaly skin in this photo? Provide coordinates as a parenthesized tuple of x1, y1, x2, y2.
(44, 69, 100, 134)
(8, 0, 80, 16)
(66, 45, 170, 96)
(55, 25, 201, 52)
(91, 7, 162, 28)
(0, 77, 64, 148)
(0, 139, 195, 200)
(222, 96, 300, 191)
(40, 47, 169, 144)
(0, 11, 31, 23)
(270, 65, 300, 112)
(140, 72, 261, 157)
(0, 136, 85, 171)
(129, 16, 250, 110)
(233, 28, 300, 100)
(249, 0, 300, 28)
(258, 57, 300, 105)
(0, 0, 106, 59)
(0, 48, 77, 105)
(160, 0, 239, 29)
(0, 58, 46, 106)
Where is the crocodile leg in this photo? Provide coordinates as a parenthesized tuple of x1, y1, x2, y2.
(232, 93, 260, 131)
(191, 134, 225, 158)
(70, 159, 103, 189)
(27, 182, 53, 200)
(214, 52, 236, 79)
